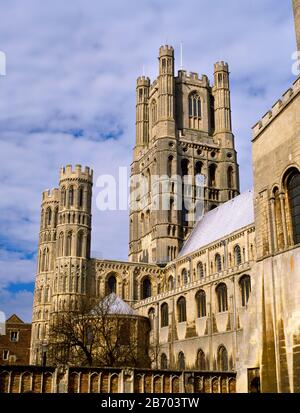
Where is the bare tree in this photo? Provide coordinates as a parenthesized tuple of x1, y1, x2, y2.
(47, 294, 150, 368)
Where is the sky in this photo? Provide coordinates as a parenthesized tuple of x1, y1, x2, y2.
(0, 0, 297, 322)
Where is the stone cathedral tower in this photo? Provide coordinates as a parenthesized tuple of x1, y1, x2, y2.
(30, 165, 93, 364)
(129, 46, 240, 265)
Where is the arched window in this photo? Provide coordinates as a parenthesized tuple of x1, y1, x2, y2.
(53, 207, 58, 227)
(140, 213, 145, 237)
(151, 100, 157, 125)
(239, 275, 251, 307)
(197, 261, 204, 278)
(189, 93, 201, 118)
(196, 349, 206, 370)
(61, 187, 66, 207)
(78, 187, 84, 208)
(161, 303, 169, 327)
(216, 283, 228, 312)
(107, 274, 117, 294)
(234, 245, 241, 266)
(208, 164, 217, 187)
(218, 346, 228, 371)
(227, 166, 234, 189)
(287, 170, 300, 244)
(215, 253, 222, 272)
(142, 277, 151, 299)
(44, 286, 50, 303)
(196, 290, 206, 318)
(59, 232, 64, 256)
(148, 307, 155, 330)
(45, 208, 52, 227)
(182, 268, 188, 285)
(77, 231, 84, 257)
(66, 231, 72, 256)
(161, 353, 168, 369)
(167, 155, 173, 178)
(168, 276, 174, 290)
(181, 159, 189, 176)
(178, 352, 185, 370)
(177, 296, 186, 322)
(68, 186, 74, 206)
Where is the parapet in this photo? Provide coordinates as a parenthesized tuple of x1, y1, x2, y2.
(42, 188, 60, 203)
(159, 45, 174, 57)
(60, 164, 93, 182)
(214, 61, 229, 72)
(177, 70, 209, 86)
(252, 76, 300, 140)
(136, 76, 151, 87)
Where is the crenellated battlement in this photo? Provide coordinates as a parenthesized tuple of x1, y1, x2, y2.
(214, 61, 229, 72)
(252, 76, 300, 139)
(159, 45, 174, 57)
(136, 76, 150, 87)
(177, 70, 209, 86)
(42, 188, 60, 203)
(60, 164, 93, 182)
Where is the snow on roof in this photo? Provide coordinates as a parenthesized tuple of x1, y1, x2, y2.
(99, 293, 136, 315)
(179, 190, 254, 257)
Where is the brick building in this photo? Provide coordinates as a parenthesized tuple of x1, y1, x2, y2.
(0, 315, 31, 366)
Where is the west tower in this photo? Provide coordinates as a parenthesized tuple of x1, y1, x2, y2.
(129, 46, 240, 265)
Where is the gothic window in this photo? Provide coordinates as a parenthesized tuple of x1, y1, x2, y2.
(218, 345, 228, 371)
(68, 186, 74, 207)
(239, 275, 251, 307)
(181, 159, 189, 176)
(45, 207, 52, 227)
(107, 274, 117, 294)
(162, 58, 166, 73)
(142, 277, 152, 299)
(178, 351, 185, 370)
(140, 213, 145, 237)
(208, 164, 217, 187)
(168, 275, 174, 290)
(54, 207, 58, 227)
(227, 166, 234, 189)
(42, 248, 49, 272)
(66, 231, 72, 256)
(196, 290, 206, 318)
(148, 307, 155, 330)
(78, 187, 84, 208)
(189, 92, 201, 118)
(216, 283, 228, 312)
(177, 296, 186, 322)
(77, 231, 84, 257)
(161, 303, 169, 327)
(167, 155, 173, 178)
(182, 268, 188, 285)
(197, 261, 204, 278)
(44, 286, 50, 303)
(59, 232, 64, 256)
(234, 245, 242, 266)
(196, 349, 206, 370)
(61, 187, 66, 207)
(287, 170, 300, 245)
(151, 100, 157, 125)
(215, 253, 222, 272)
(161, 353, 168, 369)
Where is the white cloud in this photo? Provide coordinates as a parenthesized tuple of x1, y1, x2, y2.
(0, 0, 297, 319)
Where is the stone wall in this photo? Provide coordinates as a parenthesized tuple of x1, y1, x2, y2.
(0, 365, 236, 393)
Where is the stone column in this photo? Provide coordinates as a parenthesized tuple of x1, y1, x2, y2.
(269, 196, 278, 252)
(279, 192, 288, 248)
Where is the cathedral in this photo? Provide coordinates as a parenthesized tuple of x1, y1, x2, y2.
(30, 0, 300, 393)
